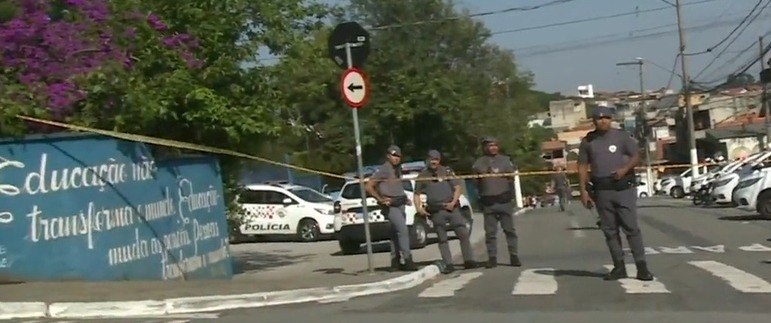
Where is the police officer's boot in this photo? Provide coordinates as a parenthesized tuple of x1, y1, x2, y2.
(510, 255, 522, 267)
(603, 261, 628, 281)
(390, 258, 401, 272)
(402, 256, 418, 271)
(635, 261, 654, 281)
(485, 257, 497, 269)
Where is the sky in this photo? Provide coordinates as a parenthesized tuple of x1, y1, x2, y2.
(328, 0, 771, 95)
(457, 0, 771, 95)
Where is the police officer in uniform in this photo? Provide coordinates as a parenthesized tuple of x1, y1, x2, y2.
(577, 106, 654, 281)
(366, 145, 418, 272)
(414, 150, 476, 274)
(551, 166, 570, 212)
(472, 137, 521, 268)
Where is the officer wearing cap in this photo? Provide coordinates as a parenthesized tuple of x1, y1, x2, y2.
(471, 137, 521, 268)
(577, 106, 654, 281)
(414, 150, 476, 274)
(365, 145, 418, 272)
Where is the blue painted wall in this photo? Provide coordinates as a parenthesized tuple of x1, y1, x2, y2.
(0, 134, 232, 282)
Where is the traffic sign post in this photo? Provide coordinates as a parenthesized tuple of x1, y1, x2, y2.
(330, 21, 375, 273)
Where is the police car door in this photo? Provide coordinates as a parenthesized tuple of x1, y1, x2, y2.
(262, 190, 294, 234)
(237, 189, 271, 235)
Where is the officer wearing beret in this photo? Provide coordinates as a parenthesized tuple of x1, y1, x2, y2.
(366, 145, 418, 272)
(577, 106, 654, 281)
(414, 150, 476, 274)
(471, 137, 521, 268)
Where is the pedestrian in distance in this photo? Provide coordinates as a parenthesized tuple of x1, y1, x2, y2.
(365, 145, 418, 272)
(414, 150, 476, 274)
(577, 106, 654, 281)
(471, 137, 521, 268)
(551, 166, 570, 212)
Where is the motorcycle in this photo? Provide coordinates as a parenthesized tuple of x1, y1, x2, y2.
(692, 181, 715, 206)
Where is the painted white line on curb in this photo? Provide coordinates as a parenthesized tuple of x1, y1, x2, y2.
(1, 233, 459, 319)
(165, 264, 441, 315)
(0, 302, 48, 320)
(48, 300, 167, 318)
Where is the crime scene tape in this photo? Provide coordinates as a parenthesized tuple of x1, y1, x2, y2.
(17, 115, 717, 183)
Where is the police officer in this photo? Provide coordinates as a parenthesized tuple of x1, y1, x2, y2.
(414, 150, 476, 274)
(551, 166, 570, 212)
(365, 145, 418, 272)
(577, 106, 654, 281)
(472, 137, 521, 268)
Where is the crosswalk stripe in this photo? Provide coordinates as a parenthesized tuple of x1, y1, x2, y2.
(603, 264, 670, 294)
(419, 272, 483, 298)
(688, 260, 771, 293)
(511, 268, 558, 295)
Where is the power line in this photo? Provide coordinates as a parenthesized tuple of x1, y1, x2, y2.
(490, 0, 716, 35)
(370, 0, 581, 30)
(511, 14, 770, 58)
(684, 0, 767, 56)
(693, 0, 770, 79)
(695, 27, 771, 82)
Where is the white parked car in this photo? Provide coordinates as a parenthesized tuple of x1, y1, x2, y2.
(231, 182, 336, 243)
(710, 151, 769, 205)
(332, 170, 473, 255)
(657, 165, 710, 198)
(731, 154, 771, 219)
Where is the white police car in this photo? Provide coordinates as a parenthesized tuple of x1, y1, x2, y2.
(332, 165, 473, 255)
(232, 182, 336, 242)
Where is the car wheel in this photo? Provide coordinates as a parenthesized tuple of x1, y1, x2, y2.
(338, 239, 360, 255)
(229, 224, 246, 244)
(409, 219, 428, 249)
(639, 192, 648, 198)
(461, 207, 474, 236)
(671, 186, 685, 199)
(756, 190, 771, 219)
(297, 218, 320, 242)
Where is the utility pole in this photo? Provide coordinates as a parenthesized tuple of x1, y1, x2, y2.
(616, 58, 654, 196)
(761, 36, 770, 147)
(675, 0, 699, 177)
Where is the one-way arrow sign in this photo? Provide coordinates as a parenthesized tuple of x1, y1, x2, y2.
(341, 68, 370, 108)
(347, 83, 363, 92)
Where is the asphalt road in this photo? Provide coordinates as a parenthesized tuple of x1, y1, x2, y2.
(26, 196, 771, 323)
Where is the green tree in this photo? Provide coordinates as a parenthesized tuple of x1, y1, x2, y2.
(1, 0, 336, 214)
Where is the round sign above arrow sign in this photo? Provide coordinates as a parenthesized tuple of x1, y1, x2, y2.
(341, 68, 370, 108)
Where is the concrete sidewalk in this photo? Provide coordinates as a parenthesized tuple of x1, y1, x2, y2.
(0, 209, 529, 319)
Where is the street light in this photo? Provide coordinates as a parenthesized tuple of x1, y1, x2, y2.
(616, 58, 654, 196)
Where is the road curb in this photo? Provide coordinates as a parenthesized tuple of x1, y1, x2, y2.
(1, 209, 534, 319)
(1, 264, 440, 319)
(0, 302, 48, 320)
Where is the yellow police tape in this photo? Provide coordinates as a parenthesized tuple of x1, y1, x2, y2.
(17, 115, 716, 183)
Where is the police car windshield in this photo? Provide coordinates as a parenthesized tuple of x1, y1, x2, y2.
(289, 188, 332, 203)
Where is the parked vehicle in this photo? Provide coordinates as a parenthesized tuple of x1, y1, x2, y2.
(711, 151, 770, 205)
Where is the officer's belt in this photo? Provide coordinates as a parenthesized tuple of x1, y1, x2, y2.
(591, 174, 634, 191)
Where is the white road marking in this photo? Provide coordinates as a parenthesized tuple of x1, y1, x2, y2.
(738, 243, 771, 252)
(691, 245, 725, 253)
(511, 268, 558, 295)
(570, 219, 586, 238)
(419, 272, 483, 298)
(689, 260, 771, 293)
(604, 264, 670, 294)
(658, 246, 694, 254)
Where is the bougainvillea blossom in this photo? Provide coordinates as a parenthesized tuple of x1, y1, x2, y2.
(0, 0, 203, 114)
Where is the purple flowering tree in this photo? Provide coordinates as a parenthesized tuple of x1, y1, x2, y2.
(0, 0, 334, 215)
(0, 0, 331, 138)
